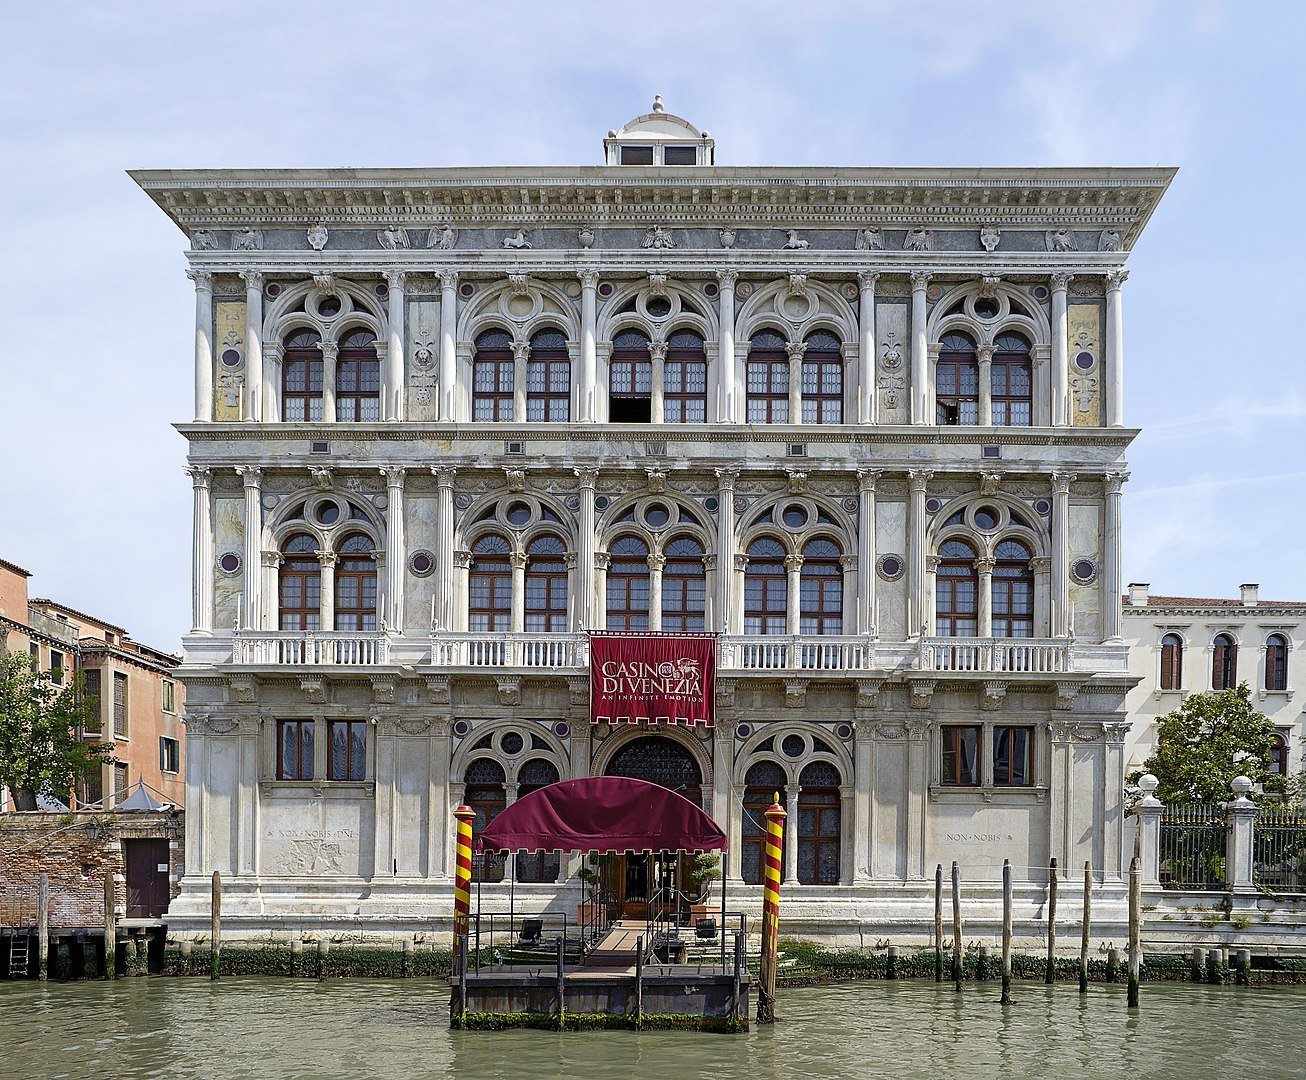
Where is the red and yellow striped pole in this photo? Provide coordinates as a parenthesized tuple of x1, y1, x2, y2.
(453, 804, 475, 971)
(757, 791, 787, 1024)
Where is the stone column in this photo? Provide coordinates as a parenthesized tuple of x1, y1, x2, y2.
(784, 787, 800, 886)
(384, 271, 406, 422)
(319, 551, 337, 630)
(240, 271, 263, 422)
(510, 550, 527, 633)
(575, 468, 598, 629)
(909, 272, 931, 425)
(320, 341, 338, 424)
(841, 556, 857, 636)
(925, 555, 940, 632)
(786, 341, 806, 423)
(511, 341, 529, 423)
(715, 468, 738, 634)
(1105, 270, 1128, 427)
(236, 466, 262, 629)
(1050, 273, 1072, 427)
(382, 467, 406, 632)
(977, 344, 994, 427)
(187, 467, 214, 634)
(857, 271, 879, 424)
(1030, 556, 1052, 637)
(1051, 472, 1074, 637)
(907, 469, 932, 636)
(431, 717, 452, 878)
(438, 271, 458, 422)
(976, 557, 995, 637)
(593, 553, 610, 632)
(840, 785, 856, 886)
(649, 341, 667, 424)
(852, 721, 874, 883)
(785, 554, 804, 635)
(578, 270, 598, 422)
(733, 554, 748, 634)
(856, 470, 879, 635)
(716, 270, 737, 422)
(452, 551, 471, 632)
(1103, 471, 1128, 641)
(188, 270, 214, 423)
(646, 554, 666, 632)
(432, 466, 456, 630)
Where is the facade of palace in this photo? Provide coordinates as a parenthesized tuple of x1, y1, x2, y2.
(135, 101, 1174, 939)
(1122, 582, 1305, 779)
(0, 557, 186, 809)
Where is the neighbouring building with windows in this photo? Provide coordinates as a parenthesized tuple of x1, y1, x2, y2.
(134, 100, 1172, 938)
(1122, 582, 1304, 781)
(0, 558, 186, 809)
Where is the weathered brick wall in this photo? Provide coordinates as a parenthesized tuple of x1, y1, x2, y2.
(0, 811, 185, 928)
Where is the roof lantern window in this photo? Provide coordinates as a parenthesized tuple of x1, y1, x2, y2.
(604, 95, 715, 166)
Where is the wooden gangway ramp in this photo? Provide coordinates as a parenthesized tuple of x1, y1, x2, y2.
(577, 921, 644, 972)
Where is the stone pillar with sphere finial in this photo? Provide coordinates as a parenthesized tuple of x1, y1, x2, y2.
(1226, 776, 1258, 906)
(1135, 773, 1163, 888)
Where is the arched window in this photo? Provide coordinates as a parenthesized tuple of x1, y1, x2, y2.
(1270, 733, 1289, 778)
(801, 330, 843, 424)
(936, 539, 978, 637)
(991, 332, 1032, 426)
(744, 538, 788, 635)
(936, 332, 979, 425)
(664, 329, 707, 423)
(610, 329, 652, 424)
(524, 534, 568, 633)
(1266, 634, 1290, 692)
(1160, 633, 1184, 690)
(662, 536, 706, 632)
(606, 535, 650, 630)
(279, 534, 321, 629)
(282, 329, 323, 422)
(606, 734, 703, 805)
(527, 328, 570, 422)
(991, 539, 1033, 638)
(799, 538, 843, 634)
(515, 758, 561, 883)
(466, 758, 507, 883)
(473, 329, 515, 421)
(797, 761, 842, 886)
(337, 328, 380, 422)
(1213, 633, 1238, 690)
(334, 534, 377, 630)
(746, 329, 789, 423)
(742, 760, 787, 886)
(469, 534, 512, 631)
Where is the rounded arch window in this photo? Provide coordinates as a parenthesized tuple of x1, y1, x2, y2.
(527, 327, 570, 422)
(665, 328, 707, 424)
(336, 328, 380, 422)
(936, 539, 978, 638)
(465, 758, 507, 882)
(743, 760, 788, 884)
(605, 735, 703, 802)
(469, 533, 512, 632)
(607, 535, 650, 631)
(937, 332, 979, 425)
(282, 329, 324, 422)
(279, 534, 321, 631)
(662, 536, 706, 633)
(1213, 633, 1238, 691)
(801, 330, 844, 424)
(525, 534, 568, 633)
(334, 534, 376, 631)
(992, 332, 1032, 427)
(1266, 634, 1289, 692)
(744, 538, 788, 636)
(1160, 633, 1183, 690)
(611, 329, 653, 424)
(800, 538, 843, 635)
(747, 328, 790, 424)
(992, 539, 1033, 638)
(515, 754, 563, 884)
(473, 329, 515, 422)
(797, 760, 842, 885)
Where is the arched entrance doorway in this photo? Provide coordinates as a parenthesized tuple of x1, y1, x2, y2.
(603, 734, 704, 918)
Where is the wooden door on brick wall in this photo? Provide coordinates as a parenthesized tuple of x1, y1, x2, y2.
(124, 839, 170, 918)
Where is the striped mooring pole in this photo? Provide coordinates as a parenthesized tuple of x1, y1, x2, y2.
(453, 804, 475, 973)
(757, 791, 788, 1025)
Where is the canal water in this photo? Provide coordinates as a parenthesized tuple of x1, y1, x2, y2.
(1, 978, 1302, 1079)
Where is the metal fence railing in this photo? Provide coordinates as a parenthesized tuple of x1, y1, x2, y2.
(1159, 803, 1227, 891)
(1254, 804, 1306, 894)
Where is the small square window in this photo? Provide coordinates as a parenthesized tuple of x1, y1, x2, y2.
(50, 650, 64, 683)
(664, 145, 697, 165)
(620, 145, 654, 165)
(159, 736, 180, 774)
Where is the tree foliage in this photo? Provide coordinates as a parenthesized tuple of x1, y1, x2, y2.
(0, 649, 113, 810)
(1137, 683, 1284, 804)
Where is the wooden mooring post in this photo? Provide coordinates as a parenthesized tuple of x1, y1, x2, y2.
(886, 944, 898, 979)
(37, 875, 49, 982)
(1235, 948, 1250, 986)
(933, 863, 944, 983)
(555, 938, 566, 1026)
(1190, 946, 1205, 982)
(756, 793, 787, 1025)
(1000, 859, 1013, 1005)
(950, 861, 962, 992)
(1127, 855, 1141, 1009)
(104, 869, 116, 981)
(730, 932, 742, 1025)
(635, 934, 645, 1023)
(210, 871, 221, 980)
(1045, 858, 1057, 984)
(1079, 861, 1091, 994)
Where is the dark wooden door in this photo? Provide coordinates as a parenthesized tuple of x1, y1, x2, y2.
(124, 839, 170, 918)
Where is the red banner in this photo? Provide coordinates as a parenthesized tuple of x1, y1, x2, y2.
(589, 633, 716, 727)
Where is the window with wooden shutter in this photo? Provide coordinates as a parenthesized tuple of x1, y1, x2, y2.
(1212, 634, 1237, 690)
(1160, 633, 1183, 690)
(1266, 635, 1289, 692)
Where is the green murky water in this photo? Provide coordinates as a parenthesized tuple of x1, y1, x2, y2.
(0, 977, 1301, 1079)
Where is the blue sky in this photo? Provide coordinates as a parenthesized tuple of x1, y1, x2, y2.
(1, 0, 1302, 649)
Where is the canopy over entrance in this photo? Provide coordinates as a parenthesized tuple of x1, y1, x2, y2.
(474, 776, 727, 854)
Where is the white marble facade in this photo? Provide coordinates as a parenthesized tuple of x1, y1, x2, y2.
(135, 103, 1175, 940)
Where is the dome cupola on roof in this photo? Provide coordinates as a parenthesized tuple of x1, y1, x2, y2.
(604, 95, 714, 166)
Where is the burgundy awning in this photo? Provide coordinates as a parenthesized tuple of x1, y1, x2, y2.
(474, 776, 727, 854)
